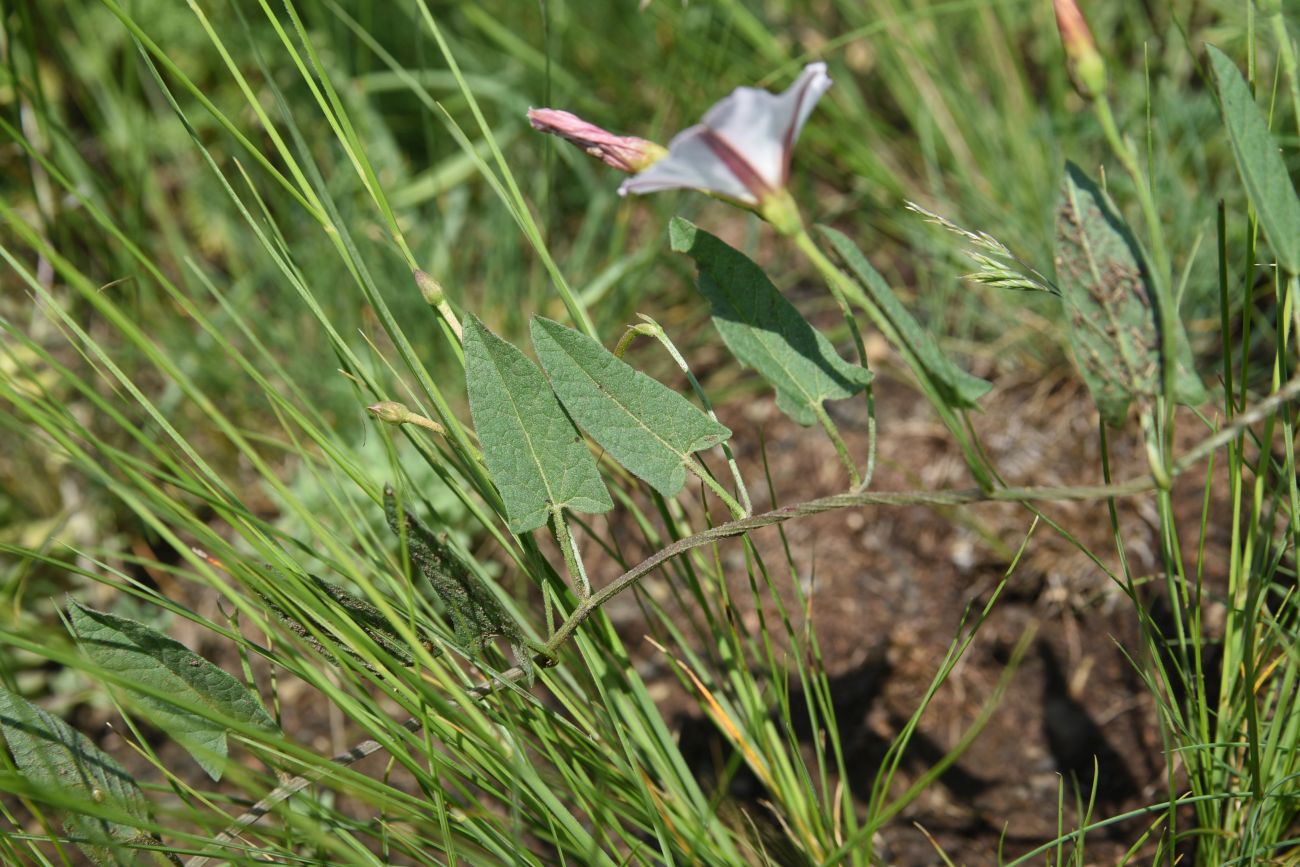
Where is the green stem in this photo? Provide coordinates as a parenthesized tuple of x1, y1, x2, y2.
(1092, 99, 1170, 299)
(685, 457, 747, 519)
(550, 509, 590, 599)
(540, 371, 1300, 657)
(200, 369, 1300, 863)
(789, 227, 879, 486)
(196, 380, 1300, 863)
(637, 316, 753, 515)
(813, 404, 860, 488)
(201, 372, 1300, 863)
(791, 226, 991, 490)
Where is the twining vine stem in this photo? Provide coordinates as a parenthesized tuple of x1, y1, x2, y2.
(183, 372, 1300, 867)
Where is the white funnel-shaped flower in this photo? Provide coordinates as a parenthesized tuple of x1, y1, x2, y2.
(619, 63, 832, 207)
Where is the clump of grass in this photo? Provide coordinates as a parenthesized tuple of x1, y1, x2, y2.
(1, 1, 1297, 866)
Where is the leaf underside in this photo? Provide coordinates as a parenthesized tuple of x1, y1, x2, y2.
(1054, 162, 1160, 425)
(259, 569, 435, 669)
(385, 486, 533, 684)
(68, 601, 277, 782)
(0, 687, 152, 865)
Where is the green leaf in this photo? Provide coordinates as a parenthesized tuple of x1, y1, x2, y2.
(669, 218, 873, 426)
(530, 317, 731, 496)
(1054, 162, 1161, 425)
(68, 602, 278, 782)
(1208, 45, 1300, 274)
(259, 570, 437, 670)
(0, 687, 152, 865)
(385, 487, 534, 685)
(817, 225, 992, 408)
(464, 315, 614, 532)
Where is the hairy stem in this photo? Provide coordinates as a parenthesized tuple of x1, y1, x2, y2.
(685, 457, 747, 519)
(791, 227, 873, 487)
(551, 509, 590, 599)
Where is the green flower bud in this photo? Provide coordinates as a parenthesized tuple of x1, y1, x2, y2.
(414, 269, 444, 306)
(367, 401, 412, 424)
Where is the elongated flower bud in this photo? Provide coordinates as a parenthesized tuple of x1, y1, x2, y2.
(367, 401, 412, 424)
(527, 108, 667, 173)
(1054, 0, 1107, 99)
(368, 401, 447, 435)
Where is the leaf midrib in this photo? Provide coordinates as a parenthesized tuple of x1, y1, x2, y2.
(543, 328, 703, 466)
(479, 335, 561, 517)
(713, 276, 826, 410)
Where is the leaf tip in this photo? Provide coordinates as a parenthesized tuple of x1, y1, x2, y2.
(668, 217, 698, 254)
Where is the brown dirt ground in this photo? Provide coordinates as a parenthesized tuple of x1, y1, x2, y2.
(590, 347, 1231, 866)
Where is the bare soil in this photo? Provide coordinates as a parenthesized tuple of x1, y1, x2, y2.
(601, 356, 1227, 866)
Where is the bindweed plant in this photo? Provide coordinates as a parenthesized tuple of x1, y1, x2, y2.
(1, 1, 1298, 865)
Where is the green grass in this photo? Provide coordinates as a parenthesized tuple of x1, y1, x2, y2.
(2, 0, 1298, 864)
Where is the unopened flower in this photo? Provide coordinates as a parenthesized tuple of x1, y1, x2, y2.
(367, 401, 413, 424)
(618, 63, 832, 221)
(413, 269, 444, 306)
(527, 108, 667, 173)
(1053, 0, 1107, 99)
(367, 401, 446, 435)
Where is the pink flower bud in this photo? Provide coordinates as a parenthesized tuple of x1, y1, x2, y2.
(527, 108, 667, 174)
(1053, 0, 1107, 99)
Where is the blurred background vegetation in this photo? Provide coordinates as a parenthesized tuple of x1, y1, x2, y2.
(0, 0, 1287, 862)
(1, 0, 1257, 572)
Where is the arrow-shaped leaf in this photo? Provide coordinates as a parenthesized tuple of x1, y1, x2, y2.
(68, 602, 278, 781)
(1209, 45, 1300, 274)
(669, 218, 873, 426)
(1055, 162, 1161, 425)
(0, 687, 152, 865)
(385, 486, 533, 684)
(464, 315, 613, 532)
(531, 316, 731, 496)
(817, 225, 991, 408)
(259, 569, 437, 670)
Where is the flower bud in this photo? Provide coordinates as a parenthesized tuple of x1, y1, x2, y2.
(527, 108, 667, 173)
(413, 269, 444, 306)
(368, 401, 447, 435)
(367, 401, 412, 424)
(1054, 0, 1107, 99)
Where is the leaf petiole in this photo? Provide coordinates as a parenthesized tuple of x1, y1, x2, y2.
(550, 508, 591, 599)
